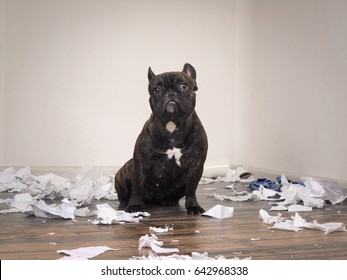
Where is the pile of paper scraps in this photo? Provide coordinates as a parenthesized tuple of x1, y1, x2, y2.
(57, 225, 248, 260)
(0, 166, 148, 223)
(201, 168, 346, 234)
(201, 169, 347, 209)
(133, 226, 250, 260)
(259, 209, 346, 234)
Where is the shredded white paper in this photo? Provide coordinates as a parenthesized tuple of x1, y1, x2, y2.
(30, 199, 76, 219)
(259, 209, 284, 224)
(287, 204, 312, 212)
(57, 246, 120, 260)
(202, 204, 234, 219)
(91, 203, 150, 224)
(138, 234, 179, 254)
(209, 192, 254, 202)
(132, 251, 251, 260)
(199, 167, 256, 184)
(0, 166, 119, 220)
(259, 209, 346, 234)
(149, 225, 173, 233)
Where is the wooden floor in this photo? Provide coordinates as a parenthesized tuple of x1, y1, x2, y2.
(0, 167, 346, 260)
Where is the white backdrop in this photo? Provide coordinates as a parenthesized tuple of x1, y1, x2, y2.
(1, 0, 347, 180)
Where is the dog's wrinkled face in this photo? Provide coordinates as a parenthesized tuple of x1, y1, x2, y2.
(148, 63, 198, 121)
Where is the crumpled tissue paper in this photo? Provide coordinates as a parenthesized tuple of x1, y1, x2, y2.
(91, 203, 150, 224)
(138, 234, 179, 254)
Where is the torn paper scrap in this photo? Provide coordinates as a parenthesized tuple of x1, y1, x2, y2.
(138, 234, 179, 254)
(203, 187, 217, 191)
(269, 212, 306, 232)
(11, 193, 34, 212)
(264, 211, 346, 234)
(250, 238, 261, 241)
(278, 175, 305, 187)
(202, 204, 234, 219)
(304, 220, 346, 234)
(68, 179, 94, 205)
(269, 205, 288, 211)
(276, 177, 326, 208)
(34, 173, 70, 188)
(0, 207, 23, 214)
(259, 209, 283, 224)
(0, 181, 28, 193)
(290, 213, 346, 234)
(219, 167, 256, 183)
(210, 193, 253, 202)
(271, 220, 303, 232)
(287, 205, 312, 212)
(320, 180, 347, 204)
(76, 165, 102, 181)
(0, 167, 16, 184)
(0, 198, 13, 206)
(292, 212, 310, 227)
(91, 203, 150, 224)
(149, 225, 173, 233)
(93, 177, 118, 201)
(1, 193, 81, 219)
(74, 206, 92, 217)
(29, 199, 76, 219)
(57, 246, 119, 260)
(68, 172, 117, 206)
(253, 185, 281, 201)
(235, 167, 257, 183)
(200, 166, 256, 184)
(132, 251, 251, 260)
(302, 177, 327, 198)
(269, 185, 299, 206)
(15, 166, 32, 178)
(300, 196, 326, 208)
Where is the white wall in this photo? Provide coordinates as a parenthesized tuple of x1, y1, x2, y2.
(2, 0, 347, 181)
(0, 0, 5, 165)
(3, 0, 237, 166)
(235, 0, 347, 180)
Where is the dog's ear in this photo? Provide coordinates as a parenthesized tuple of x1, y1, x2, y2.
(182, 63, 196, 81)
(148, 67, 156, 81)
(183, 63, 198, 91)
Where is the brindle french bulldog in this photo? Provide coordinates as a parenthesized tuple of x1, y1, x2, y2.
(114, 63, 208, 214)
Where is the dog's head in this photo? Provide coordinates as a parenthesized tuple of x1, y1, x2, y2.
(148, 63, 198, 122)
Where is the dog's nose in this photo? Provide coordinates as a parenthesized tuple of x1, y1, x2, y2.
(167, 91, 177, 98)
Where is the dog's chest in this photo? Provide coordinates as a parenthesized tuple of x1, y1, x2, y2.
(147, 141, 187, 182)
(145, 149, 186, 191)
(165, 147, 183, 166)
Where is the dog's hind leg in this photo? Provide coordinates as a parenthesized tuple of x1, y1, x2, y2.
(114, 159, 133, 206)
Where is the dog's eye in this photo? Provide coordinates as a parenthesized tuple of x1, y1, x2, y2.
(153, 87, 162, 94)
(180, 83, 189, 91)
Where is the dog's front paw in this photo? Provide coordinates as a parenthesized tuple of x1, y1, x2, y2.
(187, 206, 205, 215)
(125, 204, 144, 213)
